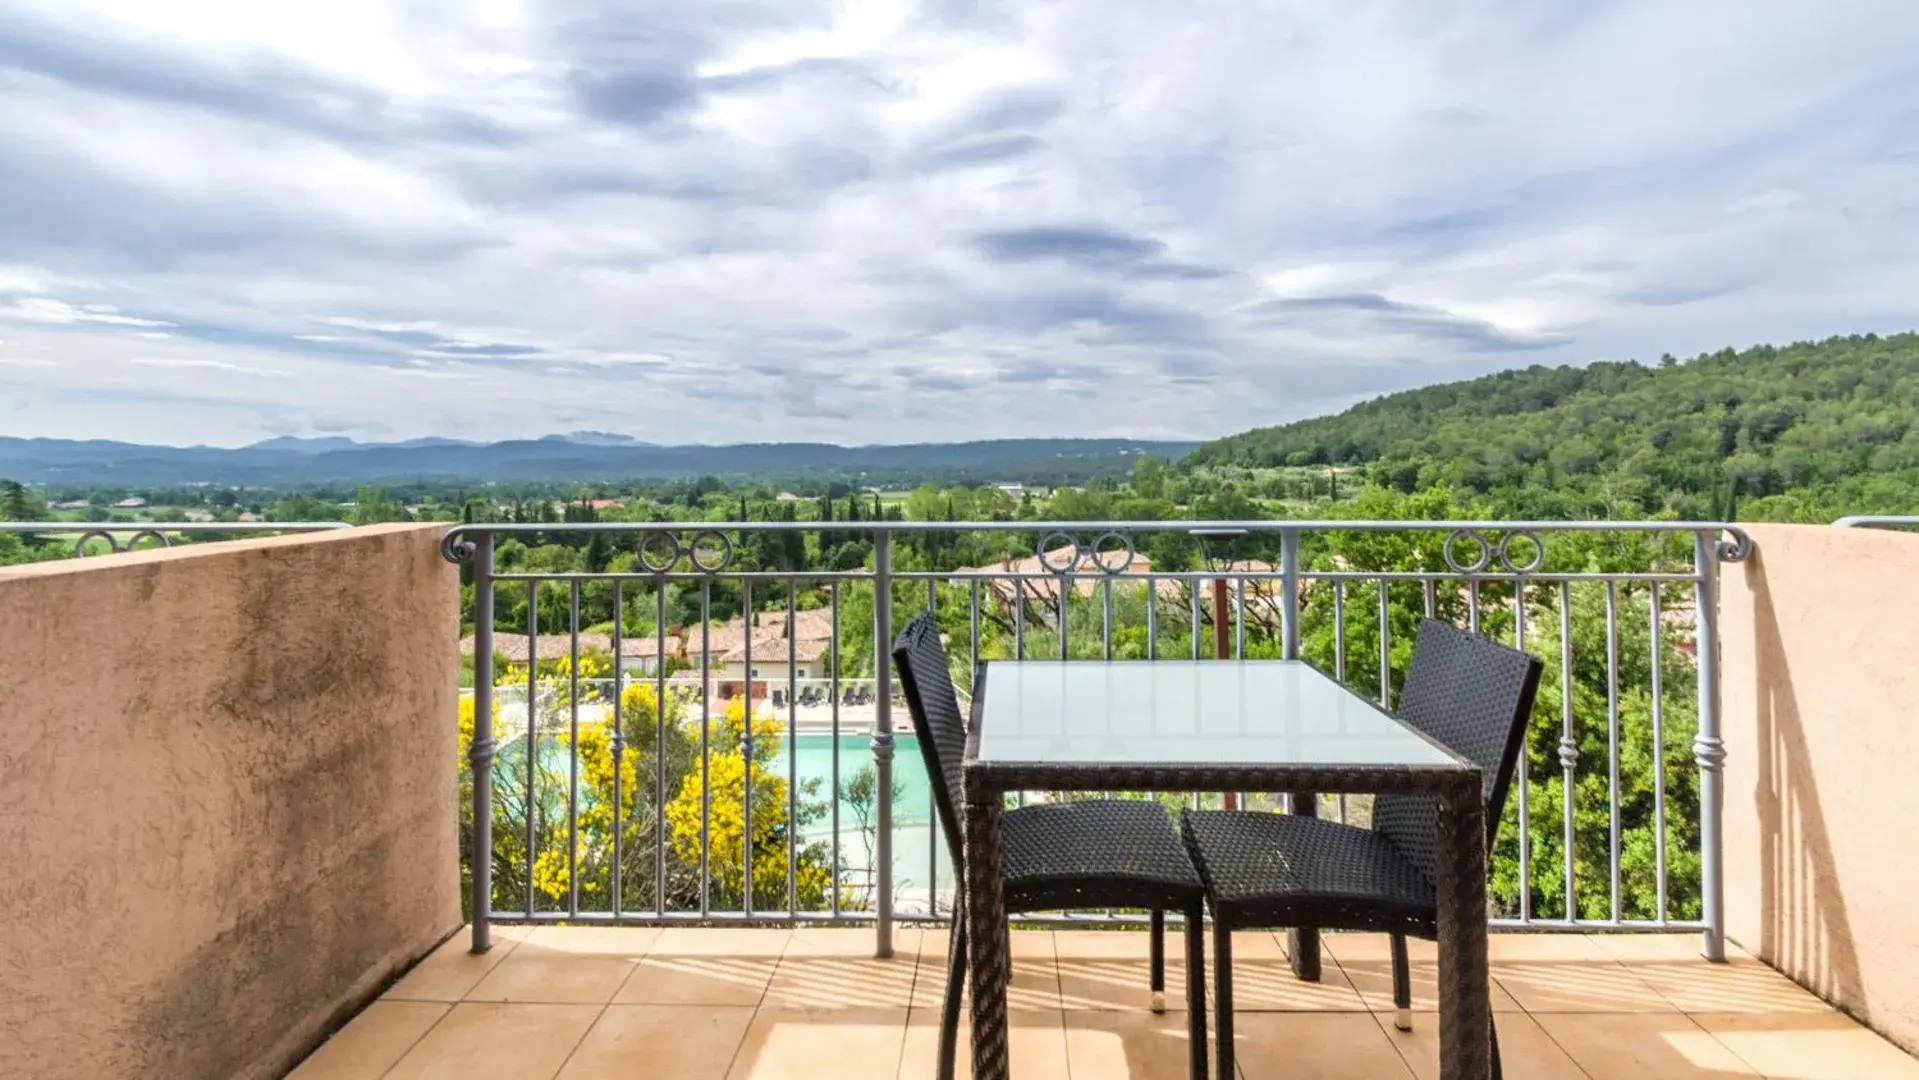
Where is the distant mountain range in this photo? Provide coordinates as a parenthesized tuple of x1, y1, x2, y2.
(0, 433, 1197, 487)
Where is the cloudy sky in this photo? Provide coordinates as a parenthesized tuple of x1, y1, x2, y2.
(2, 0, 1916, 447)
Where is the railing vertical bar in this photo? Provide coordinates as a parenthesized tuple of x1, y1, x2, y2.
(970, 578, 981, 676)
(526, 583, 538, 919)
(1334, 580, 1346, 825)
(872, 529, 895, 958)
(1234, 576, 1246, 659)
(788, 579, 799, 918)
(1281, 529, 1301, 660)
(469, 534, 495, 952)
(567, 580, 582, 919)
(1190, 580, 1201, 661)
(655, 580, 667, 917)
(1514, 578, 1531, 923)
(1559, 581, 1577, 922)
(743, 579, 754, 916)
(699, 578, 712, 917)
(830, 581, 842, 920)
(610, 581, 624, 918)
(1468, 578, 1482, 634)
(930, 578, 940, 916)
(1059, 572, 1070, 662)
(1423, 578, 1436, 620)
(1015, 580, 1026, 659)
(1651, 580, 1668, 923)
(1333, 581, 1346, 680)
(1694, 531, 1727, 961)
(1606, 580, 1622, 924)
(1146, 575, 1158, 659)
(1103, 576, 1115, 661)
(1377, 579, 1392, 709)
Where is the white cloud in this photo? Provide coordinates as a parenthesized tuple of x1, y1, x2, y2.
(128, 357, 290, 377)
(1, 0, 1916, 445)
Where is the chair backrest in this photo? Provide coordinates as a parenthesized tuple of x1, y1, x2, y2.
(890, 611, 968, 883)
(1371, 618, 1545, 884)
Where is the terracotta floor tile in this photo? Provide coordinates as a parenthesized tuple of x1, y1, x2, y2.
(1052, 929, 1172, 959)
(1341, 959, 1523, 1015)
(1635, 958, 1833, 1015)
(382, 925, 533, 1003)
(555, 1004, 754, 1080)
(898, 1007, 1071, 1080)
(614, 953, 779, 1007)
(784, 926, 920, 958)
(1375, 1011, 1584, 1080)
(1216, 932, 1367, 1012)
(1058, 956, 1192, 1011)
(1229, 1011, 1416, 1079)
(517, 926, 662, 957)
(724, 1007, 909, 1080)
(286, 1001, 449, 1080)
(464, 950, 638, 1005)
(763, 953, 919, 1009)
(383, 1002, 601, 1080)
(1693, 1011, 1919, 1079)
(650, 927, 794, 957)
(912, 928, 1063, 1011)
(1533, 1013, 1759, 1079)
(1486, 934, 1612, 962)
(1586, 933, 1750, 964)
(1493, 957, 1677, 1013)
(1063, 1010, 1207, 1080)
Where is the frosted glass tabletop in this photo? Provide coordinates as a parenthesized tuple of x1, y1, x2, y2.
(974, 661, 1463, 769)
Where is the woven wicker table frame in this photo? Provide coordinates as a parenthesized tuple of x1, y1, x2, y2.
(961, 661, 1493, 1080)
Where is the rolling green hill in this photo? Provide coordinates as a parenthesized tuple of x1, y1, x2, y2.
(1187, 333, 1919, 521)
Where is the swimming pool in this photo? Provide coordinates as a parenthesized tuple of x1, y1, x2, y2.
(775, 732, 954, 903)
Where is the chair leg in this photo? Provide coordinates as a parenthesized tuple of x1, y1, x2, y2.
(1184, 903, 1209, 1080)
(1150, 909, 1167, 1013)
(1391, 932, 1413, 1031)
(939, 917, 967, 1080)
(1214, 920, 1235, 1080)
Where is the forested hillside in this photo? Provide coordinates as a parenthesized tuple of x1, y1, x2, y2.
(1188, 333, 1919, 521)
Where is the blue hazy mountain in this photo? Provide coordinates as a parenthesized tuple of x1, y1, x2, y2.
(0, 434, 1196, 486)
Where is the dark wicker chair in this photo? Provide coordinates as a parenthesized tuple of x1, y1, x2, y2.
(891, 612, 1209, 1080)
(1180, 618, 1543, 1080)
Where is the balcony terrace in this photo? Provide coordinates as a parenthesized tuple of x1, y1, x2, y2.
(3, 518, 1918, 1079)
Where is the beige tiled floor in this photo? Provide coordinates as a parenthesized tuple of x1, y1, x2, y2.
(292, 927, 1919, 1080)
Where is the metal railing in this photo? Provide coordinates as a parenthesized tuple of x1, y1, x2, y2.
(0, 520, 352, 557)
(1832, 516, 1919, 529)
(442, 519, 1751, 962)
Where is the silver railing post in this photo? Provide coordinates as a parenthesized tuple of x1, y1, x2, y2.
(1281, 527, 1302, 660)
(872, 527, 896, 958)
(469, 532, 496, 953)
(1693, 530, 1727, 962)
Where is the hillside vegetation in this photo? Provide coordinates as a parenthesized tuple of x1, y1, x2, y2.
(1188, 333, 1919, 521)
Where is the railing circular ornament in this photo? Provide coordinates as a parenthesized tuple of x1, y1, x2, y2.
(1442, 529, 1492, 573)
(1495, 531, 1545, 574)
(1716, 528, 1753, 562)
(127, 529, 170, 552)
(1037, 532, 1081, 574)
(440, 529, 479, 563)
(1089, 531, 1135, 574)
(689, 530, 733, 574)
(637, 531, 682, 574)
(73, 529, 118, 558)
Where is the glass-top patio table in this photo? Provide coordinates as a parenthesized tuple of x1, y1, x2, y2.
(962, 660, 1494, 1080)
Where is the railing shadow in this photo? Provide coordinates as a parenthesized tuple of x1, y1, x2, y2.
(1741, 547, 1865, 1010)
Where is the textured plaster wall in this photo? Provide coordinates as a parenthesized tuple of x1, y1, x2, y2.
(0, 524, 460, 1080)
(1721, 523, 1919, 1053)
